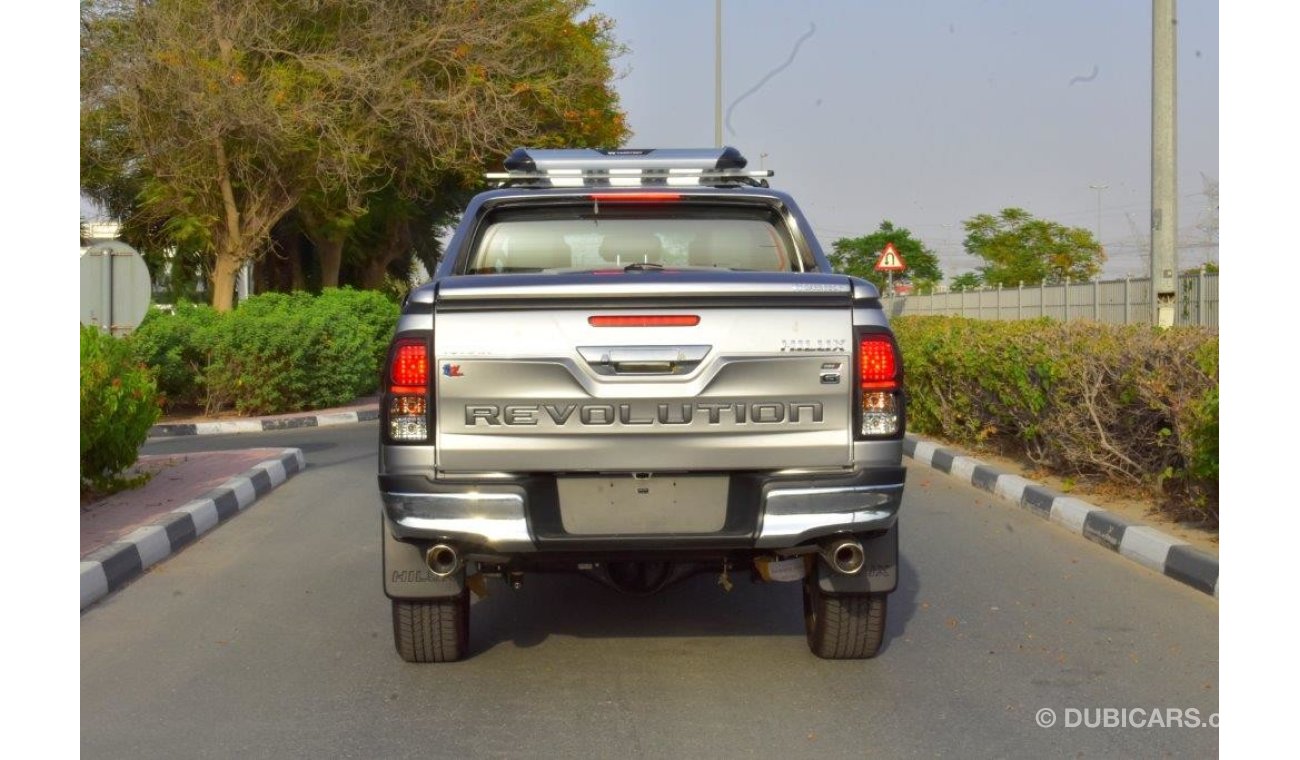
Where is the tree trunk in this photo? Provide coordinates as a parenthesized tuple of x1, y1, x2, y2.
(358, 218, 412, 289)
(211, 249, 241, 312)
(289, 233, 307, 291)
(317, 237, 344, 289)
(209, 136, 299, 302)
(257, 222, 301, 294)
(360, 252, 396, 290)
(213, 138, 243, 312)
(298, 205, 351, 290)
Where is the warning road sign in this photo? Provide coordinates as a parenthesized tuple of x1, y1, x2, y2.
(874, 242, 907, 272)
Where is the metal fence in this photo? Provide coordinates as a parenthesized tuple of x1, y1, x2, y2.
(883, 272, 1218, 329)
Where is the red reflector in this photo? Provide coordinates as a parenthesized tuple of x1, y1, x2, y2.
(859, 336, 898, 389)
(391, 341, 428, 386)
(589, 315, 700, 327)
(588, 193, 682, 203)
(389, 385, 427, 395)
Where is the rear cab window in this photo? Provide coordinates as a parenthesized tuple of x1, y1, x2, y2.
(461, 204, 808, 274)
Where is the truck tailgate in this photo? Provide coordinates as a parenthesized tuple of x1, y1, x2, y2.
(433, 276, 854, 472)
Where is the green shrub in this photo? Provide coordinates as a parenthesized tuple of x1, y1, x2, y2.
(316, 287, 399, 374)
(1186, 340, 1218, 477)
(203, 288, 399, 415)
(895, 317, 1057, 454)
(129, 302, 220, 411)
(81, 325, 161, 490)
(893, 316, 1218, 524)
(128, 289, 399, 417)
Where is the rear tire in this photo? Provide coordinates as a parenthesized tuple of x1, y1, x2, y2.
(392, 591, 469, 663)
(803, 569, 887, 659)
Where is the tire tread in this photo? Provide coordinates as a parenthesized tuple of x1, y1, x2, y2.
(806, 584, 887, 659)
(392, 593, 469, 663)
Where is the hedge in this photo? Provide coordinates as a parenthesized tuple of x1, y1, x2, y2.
(129, 288, 400, 416)
(81, 325, 161, 490)
(130, 302, 220, 411)
(891, 316, 1218, 525)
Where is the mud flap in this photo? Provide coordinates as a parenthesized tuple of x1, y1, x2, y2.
(382, 515, 465, 599)
(816, 524, 898, 595)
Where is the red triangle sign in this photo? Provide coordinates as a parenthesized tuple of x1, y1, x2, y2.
(874, 242, 907, 272)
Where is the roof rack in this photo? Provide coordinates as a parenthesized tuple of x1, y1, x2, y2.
(486, 147, 773, 188)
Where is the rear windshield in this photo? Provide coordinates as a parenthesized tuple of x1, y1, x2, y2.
(464, 206, 804, 274)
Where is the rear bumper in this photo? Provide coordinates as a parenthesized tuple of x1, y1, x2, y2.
(756, 482, 903, 546)
(382, 489, 536, 552)
(379, 466, 905, 553)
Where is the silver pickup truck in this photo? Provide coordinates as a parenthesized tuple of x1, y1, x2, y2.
(378, 148, 906, 661)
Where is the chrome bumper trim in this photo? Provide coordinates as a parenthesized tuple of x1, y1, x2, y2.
(756, 509, 898, 547)
(383, 478, 903, 551)
(763, 483, 903, 515)
(757, 483, 902, 547)
(382, 492, 536, 551)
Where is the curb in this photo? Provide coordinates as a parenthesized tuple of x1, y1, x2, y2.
(80, 448, 307, 610)
(149, 407, 379, 438)
(903, 434, 1219, 599)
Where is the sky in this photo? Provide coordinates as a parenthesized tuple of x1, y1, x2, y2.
(586, 0, 1219, 280)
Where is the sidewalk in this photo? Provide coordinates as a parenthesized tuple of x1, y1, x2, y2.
(80, 448, 307, 610)
(903, 434, 1218, 598)
(90, 396, 386, 556)
(83, 397, 385, 609)
(81, 449, 289, 557)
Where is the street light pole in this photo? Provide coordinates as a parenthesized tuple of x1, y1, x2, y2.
(1089, 184, 1108, 242)
(1151, 0, 1178, 327)
(714, 0, 723, 148)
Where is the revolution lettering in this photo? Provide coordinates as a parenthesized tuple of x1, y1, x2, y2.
(463, 401, 824, 427)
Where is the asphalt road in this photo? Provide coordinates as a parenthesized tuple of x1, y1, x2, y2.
(82, 422, 1218, 758)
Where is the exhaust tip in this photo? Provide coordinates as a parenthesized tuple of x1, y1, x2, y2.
(425, 544, 461, 578)
(823, 538, 866, 575)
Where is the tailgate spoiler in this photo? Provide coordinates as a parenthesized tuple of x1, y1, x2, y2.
(432, 271, 856, 310)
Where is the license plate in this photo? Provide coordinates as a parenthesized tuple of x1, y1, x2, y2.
(557, 475, 728, 535)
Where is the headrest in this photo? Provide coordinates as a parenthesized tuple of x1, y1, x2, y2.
(506, 232, 572, 270)
(599, 231, 664, 264)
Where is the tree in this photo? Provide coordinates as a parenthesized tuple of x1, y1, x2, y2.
(829, 221, 943, 294)
(340, 184, 462, 290)
(81, 0, 629, 310)
(948, 272, 983, 292)
(961, 208, 1104, 287)
(82, 1, 359, 311)
(292, 1, 628, 289)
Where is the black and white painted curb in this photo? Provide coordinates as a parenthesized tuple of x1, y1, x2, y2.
(904, 434, 1219, 598)
(149, 408, 379, 438)
(80, 448, 306, 610)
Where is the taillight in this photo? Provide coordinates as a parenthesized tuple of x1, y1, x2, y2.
(857, 333, 902, 437)
(391, 342, 428, 391)
(859, 337, 898, 391)
(388, 338, 429, 442)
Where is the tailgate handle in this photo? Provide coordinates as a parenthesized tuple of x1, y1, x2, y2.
(577, 345, 711, 376)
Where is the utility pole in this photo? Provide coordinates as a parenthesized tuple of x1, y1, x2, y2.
(1089, 184, 1108, 242)
(714, 0, 723, 148)
(1151, 0, 1178, 327)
